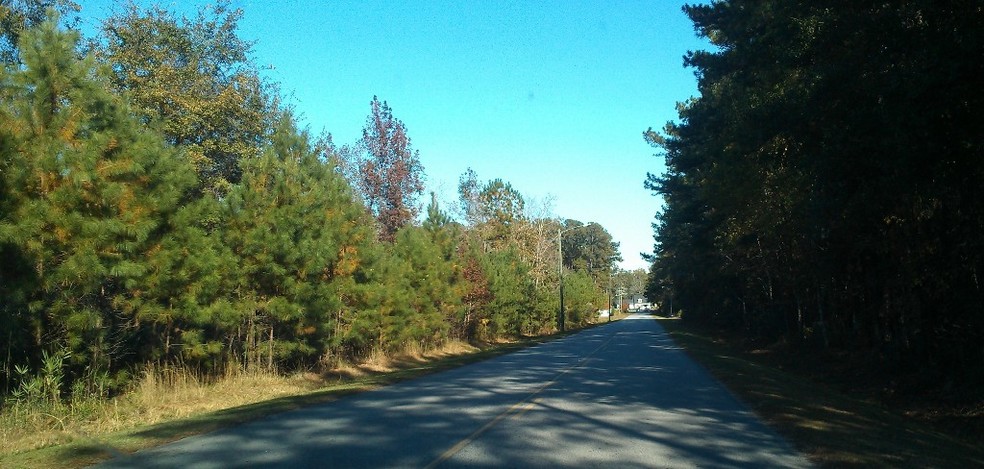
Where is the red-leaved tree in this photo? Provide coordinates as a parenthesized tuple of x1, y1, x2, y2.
(355, 96, 424, 241)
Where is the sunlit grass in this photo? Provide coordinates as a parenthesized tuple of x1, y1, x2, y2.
(1, 366, 316, 457)
(0, 336, 554, 469)
(0, 318, 624, 468)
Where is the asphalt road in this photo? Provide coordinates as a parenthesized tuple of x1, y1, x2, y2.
(98, 314, 812, 468)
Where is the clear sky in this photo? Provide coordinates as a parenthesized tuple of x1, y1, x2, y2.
(78, 1, 708, 271)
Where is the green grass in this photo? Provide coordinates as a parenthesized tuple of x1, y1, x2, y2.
(657, 317, 984, 468)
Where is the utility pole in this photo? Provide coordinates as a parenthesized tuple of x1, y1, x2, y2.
(558, 228, 564, 332)
(557, 223, 597, 332)
(608, 270, 613, 322)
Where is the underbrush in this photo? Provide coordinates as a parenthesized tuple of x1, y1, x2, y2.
(681, 320, 984, 442)
(0, 340, 480, 457)
(2, 365, 315, 455)
(657, 318, 984, 468)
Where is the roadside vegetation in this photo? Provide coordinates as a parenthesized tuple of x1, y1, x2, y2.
(658, 317, 983, 468)
(645, 1, 983, 456)
(0, 336, 566, 468)
(0, 1, 640, 461)
(1, 316, 628, 469)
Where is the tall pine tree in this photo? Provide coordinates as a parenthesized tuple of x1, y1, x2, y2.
(224, 112, 377, 369)
(0, 17, 196, 382)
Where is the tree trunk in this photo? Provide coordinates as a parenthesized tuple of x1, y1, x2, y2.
(267, 326, 274, 370)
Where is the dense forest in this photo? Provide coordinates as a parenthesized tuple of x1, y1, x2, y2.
(0, 2, 624, 401)
(646, 1, 983, 389)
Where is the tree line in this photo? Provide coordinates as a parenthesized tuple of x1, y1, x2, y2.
(0, 2, 621, 400)
(646, 1, 983, 387)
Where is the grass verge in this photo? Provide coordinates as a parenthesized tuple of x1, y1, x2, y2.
(0, 335, 562, 469)
(656, 317, 984, 468)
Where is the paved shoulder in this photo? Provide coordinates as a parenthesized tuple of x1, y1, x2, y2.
(98, 315, 811, 468)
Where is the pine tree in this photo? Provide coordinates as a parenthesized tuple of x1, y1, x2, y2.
(0, 0, 80, 65)
(224, 112, 377, 369)
(481, 248, 533, 338)
(0, 18, 196, 380)
(649, 0, 984, 383)
(391, 224, 458, 350)
(130, 194, 239, 370)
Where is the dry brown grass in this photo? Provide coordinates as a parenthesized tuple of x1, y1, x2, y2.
(129, 365, 321, 425)
(327, 341, 479, 378)
(0, 340, 480, 459)
(0, 366, 320, 456)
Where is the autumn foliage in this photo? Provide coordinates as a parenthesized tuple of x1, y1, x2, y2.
(354, 96, 425, 242)
(0, 6, 618, 403)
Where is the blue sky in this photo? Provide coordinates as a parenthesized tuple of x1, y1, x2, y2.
(78, 1, 708, 270)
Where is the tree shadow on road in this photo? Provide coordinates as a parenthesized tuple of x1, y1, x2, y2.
(91, 316, 812, 468)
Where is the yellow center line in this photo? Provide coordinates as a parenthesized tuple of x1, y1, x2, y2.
(423, 332, 618, 469)
(513, 398, 540, 419)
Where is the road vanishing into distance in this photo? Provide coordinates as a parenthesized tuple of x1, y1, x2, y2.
(98, 314, 811, 468)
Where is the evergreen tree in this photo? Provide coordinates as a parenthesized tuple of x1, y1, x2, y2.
(422, 193, 467, 332)
(0, 0, 80, 65)
(561, 270, 602, 329)
(0, 18, 196, 382)
(481, 248, 533, 338)
(224, 112, 376, 369)
(132, 195, 239, 370)
(648, 0, 984, 384)
(560, 219, 621, 289)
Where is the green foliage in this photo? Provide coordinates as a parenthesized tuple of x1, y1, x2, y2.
(458, 171, 526, 249)
(648, 1, 984, 385)
(0, 0, 80, 64)
(422, 192, 451, 232)
(135, 195, 239, 370)
(224, 112, 376, 368)
(0, 9, 619, 406)
(481, 248, 534, 339)
(477, 179, 525, 243)
(526, 285, 558, 336)
(561, 270, 601, 329)
(394, 204, 461, 347)
(456, 169, 615, 336)
(561, 219, 621, 288)
(0, 16, 196, 386)
(98, 1, 271, 195)
(9, 348, 68, 407)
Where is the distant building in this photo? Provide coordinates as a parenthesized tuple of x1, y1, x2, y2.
(627, 295, 650, 311)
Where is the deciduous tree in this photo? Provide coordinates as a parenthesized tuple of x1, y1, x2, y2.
(352, 96, 424, 241)
(99, 1, 271, 195)
(0, 0, 79, 64)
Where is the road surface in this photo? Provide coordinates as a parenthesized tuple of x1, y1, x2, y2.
(98, 314, 811, 468)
